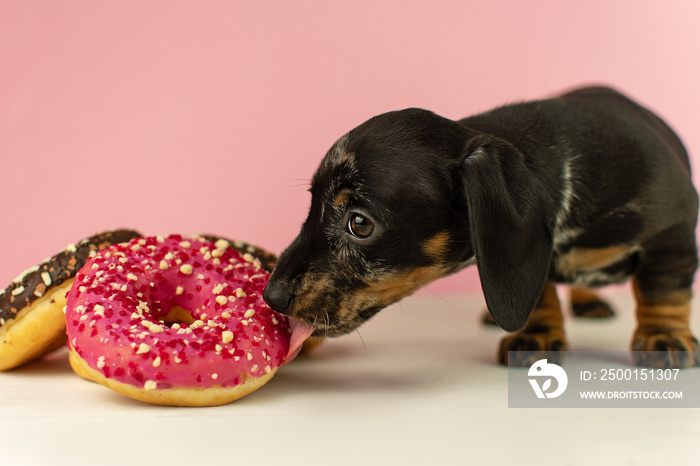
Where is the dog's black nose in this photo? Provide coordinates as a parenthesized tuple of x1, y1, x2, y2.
(263, 281, 294, 314)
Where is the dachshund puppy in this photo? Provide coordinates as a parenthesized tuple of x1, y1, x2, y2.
(263, 86, 699, 369)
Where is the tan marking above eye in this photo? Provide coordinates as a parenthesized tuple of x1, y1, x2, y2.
(333, 191, 350, 207)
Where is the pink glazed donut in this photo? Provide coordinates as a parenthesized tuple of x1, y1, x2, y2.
(65, 234, 314, 406)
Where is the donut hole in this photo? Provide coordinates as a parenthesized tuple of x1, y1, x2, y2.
(159, 306, 197, 327)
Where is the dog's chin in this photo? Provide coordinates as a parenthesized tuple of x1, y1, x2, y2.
(292, 305, 383, 338)
(304, 318, 364, 338)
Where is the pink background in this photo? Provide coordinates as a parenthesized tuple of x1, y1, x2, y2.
(2, 1, 699, 295)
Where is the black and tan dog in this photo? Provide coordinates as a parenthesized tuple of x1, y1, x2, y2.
(263, 86, 700, 369)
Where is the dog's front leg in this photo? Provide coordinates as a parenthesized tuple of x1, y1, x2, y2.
(497, 282, 568, 367)
(631, 278, 700, 368)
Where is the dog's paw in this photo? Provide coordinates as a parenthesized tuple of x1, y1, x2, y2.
(631, 329, 700, 369)
(498, 331, 568, 367)
(571, 299, 615, 318)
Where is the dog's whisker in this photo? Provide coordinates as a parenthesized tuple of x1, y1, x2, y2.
(354, 329, 367, 352)
(411, 279, 460, 314)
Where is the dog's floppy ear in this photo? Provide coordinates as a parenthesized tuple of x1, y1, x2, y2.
(461, 137, 556, 332)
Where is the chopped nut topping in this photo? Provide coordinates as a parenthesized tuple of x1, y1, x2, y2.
(136, 343, 150, 354)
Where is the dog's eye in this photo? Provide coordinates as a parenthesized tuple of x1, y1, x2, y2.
(347, 214, 375, 239)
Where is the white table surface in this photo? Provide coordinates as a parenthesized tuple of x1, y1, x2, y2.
(3, 291, 700, 466)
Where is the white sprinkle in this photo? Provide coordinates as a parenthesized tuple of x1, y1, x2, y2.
(221, 311, 231, 319)
(191, 320, 204, 328)
(175, 286, 184, 295)
(153, 357, 161, 368)
(265, 365, 272, 374)
(121, 284, 127, 292)
(97, 356, 106, 369)
(144, 380, 157, 390)
(247, 353, 253, 361)
(222, 331, 234, 344)
(164, 252, 175, 261)
(79, 286, 87, 292)
(215, 296, 228, 305)
(127, 273, 138, 281)
(41, 272, 52, 286)
(11, 286, 24, 296)
(211, 249, 225, 258)
(234, 288, 247, 298)
(179, 264, 193, 275)
(212, 284, 226, 294)
(159, 260, 169, 270)
(94, 305, 105, 317)
(244, 309, 255, 318)
(136, 343, 150, 354)
(179, 241, 191, 248)
(241, 320, 248, 326)
(243, 253, 255, 263)
(214, 239, 230, 250)
(211, 373, 218, 380)
(149, 324, 163, 333)
(251, 364, 259, 372)
(171, 323, 181, 330)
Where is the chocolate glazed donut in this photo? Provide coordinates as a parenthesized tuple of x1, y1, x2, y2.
(0, 229, 142, 370)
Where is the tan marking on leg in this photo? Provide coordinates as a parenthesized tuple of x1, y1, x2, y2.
(527, 282, 565, 331)
(498, 282, 568, 366)
(632, 278, 691, 332)
(569, 286, 614, 318)
(631, 277, 699, 368)
(570, 286, 600, 305)
(558, 244, 631, 276)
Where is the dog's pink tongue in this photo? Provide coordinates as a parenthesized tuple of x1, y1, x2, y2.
(284, 318, 316, 364)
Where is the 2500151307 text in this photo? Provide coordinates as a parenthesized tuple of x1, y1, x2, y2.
(580, 368, 680, 382)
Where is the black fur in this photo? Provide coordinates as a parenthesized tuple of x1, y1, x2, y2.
(264, 86, 698, 344)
